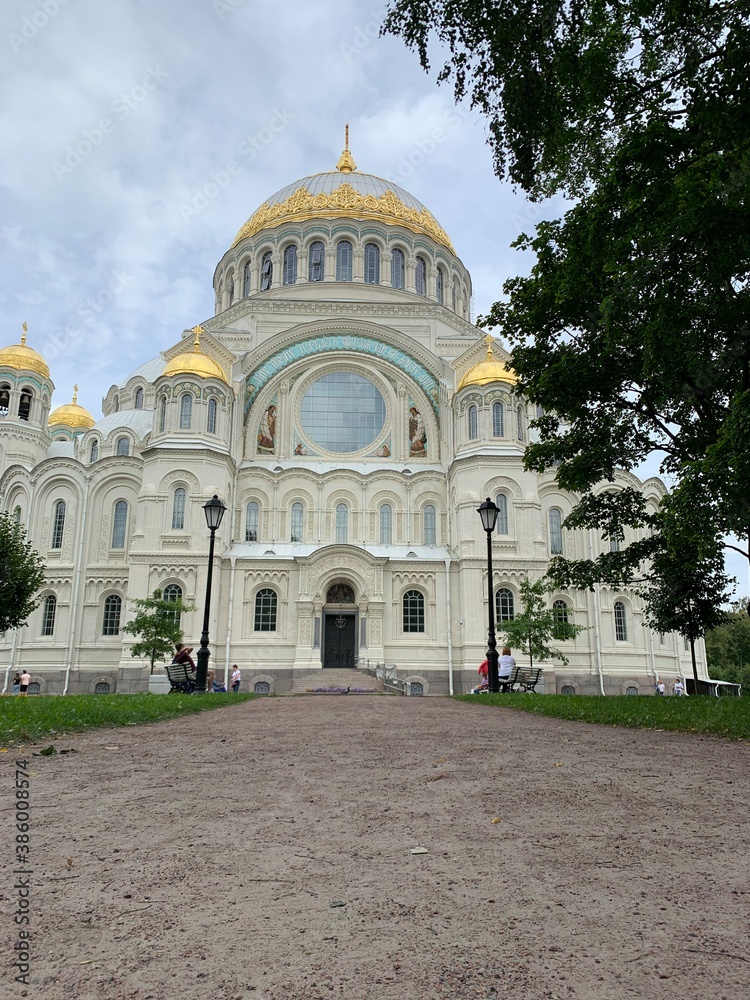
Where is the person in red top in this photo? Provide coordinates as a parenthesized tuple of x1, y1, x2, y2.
(172, 643, 195, 675)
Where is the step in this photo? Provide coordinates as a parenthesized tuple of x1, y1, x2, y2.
(287, 668, 384, 695)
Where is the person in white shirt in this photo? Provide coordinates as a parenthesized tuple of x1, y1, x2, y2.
(655, 679, 666, 696)
(231, 665, 241, 693)
(499, 646, 516, 681)
(19, 670, 31, 696)
(673, 677, 685, 696)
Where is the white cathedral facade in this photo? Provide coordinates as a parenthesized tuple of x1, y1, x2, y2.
(0, 139, 705, 696)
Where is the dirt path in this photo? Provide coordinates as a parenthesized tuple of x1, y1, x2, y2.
(3, 696, 749, 1000)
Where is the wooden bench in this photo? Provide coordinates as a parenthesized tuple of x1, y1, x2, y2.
(499, 666, 521, 693)
(166, 662, 196, 694)
(515, 667, 543, 692)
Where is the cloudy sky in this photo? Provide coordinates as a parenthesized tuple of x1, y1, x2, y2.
(1, 0, 559, 410)
(2, 0, 746, 594)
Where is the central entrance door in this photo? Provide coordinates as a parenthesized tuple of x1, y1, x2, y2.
(323, 613, 356, 668)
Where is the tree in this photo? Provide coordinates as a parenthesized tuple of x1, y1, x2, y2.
(502, 577, 585, 671)
(0, 511, 45, 633)
(704, 600, 750, 689)
(384, 2, 750, 585)
(123, 589, 195, 674)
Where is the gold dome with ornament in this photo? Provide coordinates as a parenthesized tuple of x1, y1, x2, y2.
(457, 336, 518, 390)
(162, 325, 229, 384)
(48, 385, 95, 430)
(0, 323, 50, 379)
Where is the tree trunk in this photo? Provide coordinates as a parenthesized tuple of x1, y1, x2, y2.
(529, 639, 533, 673)
(150, 651, 156, 675)
(689, 636, 699, 692)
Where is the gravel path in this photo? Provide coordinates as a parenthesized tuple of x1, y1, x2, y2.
(3, 696, 749, 999)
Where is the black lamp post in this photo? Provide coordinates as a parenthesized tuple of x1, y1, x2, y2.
(195, 494, 227, 693)
(477, 497, 500, 693)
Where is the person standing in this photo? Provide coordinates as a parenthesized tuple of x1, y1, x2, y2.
(11, 672, 21, 695)
(673, 677, 685, 696)
(19, 670, 31, 696)
(655, 679, 666, 696)
(231, 664, 241, 693)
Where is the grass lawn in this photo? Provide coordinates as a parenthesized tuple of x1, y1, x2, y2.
(457, 693, 750, 740)
(0, 692, 255, 746)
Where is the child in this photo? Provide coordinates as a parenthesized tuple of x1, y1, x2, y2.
(231, 664, 241, 693)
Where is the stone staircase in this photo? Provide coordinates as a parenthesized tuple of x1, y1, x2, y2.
(287, 668, 384, 695)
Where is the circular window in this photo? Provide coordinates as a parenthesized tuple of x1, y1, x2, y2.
(300, 373, 385, 453)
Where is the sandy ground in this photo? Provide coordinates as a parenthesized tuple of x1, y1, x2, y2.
(2, 695, 750, 1000)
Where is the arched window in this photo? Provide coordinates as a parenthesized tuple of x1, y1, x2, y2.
(102, 594, 122, 636)
(159, 396, 167, 432)
(95, 681, 111, 695)
(51, 500, 66, 549)
(517, 406, 525, 441)
(409, 681, 424, 696)
(163, 583, 183, 625)
(308, 241, 325, 282)
(549, 508, 563, 554)
(364, 243, 380, 284)
(207, 398, 217, 435)
(336, 240, 353, 281)
(172, 488, 186, 530)
(0, 383, 10, 414)
(243, 259, 252, 297)
(90, 439, 99, 463)
(468, 405, 478, 440)
(423, 504, 436, 545)
(13, 505, 22, 523)
(614, 601, 628, 641)
(380, 503, 392, 544)
(436, 266, 444, 304)
(403, 590, 425, 632)
(335, 503, 348, 543)
(626, 685, 639, 696)
(134, 387, 144, 409)
(291, 502, 304, 542)
(245, 501, 259, 541)
(41, 594, 56, 636)
(283, 244, 298, 285)
(609, 529, 623, 552)
(492, 402, 504, 437)
(496, 588, 515, 622)
(561, 684, 576, 695)
(391, 248, 405, 289)
(18, 388, 32, 421)
(179, 394, 192, 430)
(254, 680, 271, 694)
(116, 436, 130, 456)
(553, 599, 570, 624)
(495, 494, 508, 535)
(112, 500, 128, 549)
(254, 588, 277, 631)
(415, 256, 427, 296)
(260, 250, 273, 290)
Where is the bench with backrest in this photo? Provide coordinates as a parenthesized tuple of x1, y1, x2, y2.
(166, 661, 196, 694)
(499, 665, 521, 693)
(515, 667, 543, 692)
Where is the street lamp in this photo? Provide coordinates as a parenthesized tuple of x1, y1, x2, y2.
(477, 497, 500, 693)
(195, 494, 227, 693)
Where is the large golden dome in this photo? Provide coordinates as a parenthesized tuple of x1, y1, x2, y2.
(231, 132, 454, 253)
(0, 323, 50, 379)
(49, 386, 95, 430)
(162, 326, 229, 384)
(458, 338, 517, 390)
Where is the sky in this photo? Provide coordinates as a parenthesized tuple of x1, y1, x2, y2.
(1, 0, 746, 596)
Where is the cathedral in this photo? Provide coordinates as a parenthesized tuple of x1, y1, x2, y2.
(0, 136, 705, 696)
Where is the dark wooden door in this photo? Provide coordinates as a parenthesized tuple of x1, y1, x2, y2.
(323, 614, 356, 668)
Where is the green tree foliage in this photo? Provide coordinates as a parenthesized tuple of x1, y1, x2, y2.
(705, 600, 750, 690)
(122, 589, 195, 674)
(0, 511, 46, 634)
(384, 1, 750, 588)
(502, 578, 585, 670)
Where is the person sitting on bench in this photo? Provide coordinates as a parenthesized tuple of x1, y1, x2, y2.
(172, 642, 196, 679)
(499, 646, 516, 688)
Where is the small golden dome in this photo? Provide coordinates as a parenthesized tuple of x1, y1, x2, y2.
(162, 325, 229, 384)
(49, 385, 95, 429)
(0, 323, 50, 379)
(457, 336, 517, 390)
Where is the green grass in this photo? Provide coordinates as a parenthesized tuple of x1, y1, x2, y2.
(456, 693, 750, 740)
(0, 692, 255, 745)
